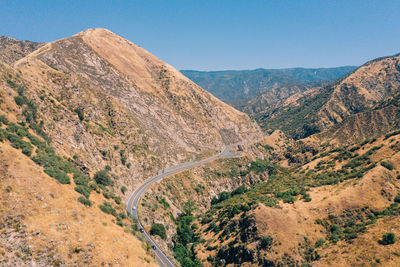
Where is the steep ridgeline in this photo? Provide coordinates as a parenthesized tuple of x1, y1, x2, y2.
(258, 53, 400, 141)
(0, 35, 45, 64)
(181, 66, 356, 103)
(12, 28, 262, 190)
(0, 29, 262, 265)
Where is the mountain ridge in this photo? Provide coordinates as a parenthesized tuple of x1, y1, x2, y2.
(181, 66, 357, 103)
(0, 28, 262, 266)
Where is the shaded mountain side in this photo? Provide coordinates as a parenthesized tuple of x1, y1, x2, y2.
(315, 103, 400, 144)
(256, 85, 333, 139)
(257, 53, 400, 141)
(0, 35, 45, 64)
(238, 83, 319, 117)
(181, 66, 356, 103)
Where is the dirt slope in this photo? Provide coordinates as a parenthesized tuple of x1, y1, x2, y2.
(0, 142, 157, 266)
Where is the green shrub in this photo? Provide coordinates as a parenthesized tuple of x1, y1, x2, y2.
(394, 196, 400, 203)
(249, 158, 276, 175)
(150, 223, 166, 239)
(113, 196, 121, 205)
(379, 232, 396, 245)
(259, 236, 273, 250)
(44, 167, 70, 184)
(77, 196, 92, 207)
(121, 186, 127, 195)
(26, 133, 46, 150)
(73, 172, 89, 186)
(73, 108, 84, 121)
(75, 185, 91, 198)
(0, 115, 9, 125)
(14, 95, 28, 106)
(159, 197, 170, 209)
(385, 130, 400, 140)
(315, 238, 325, 247)
(381, 161, 394, 171)
(94, 170, 113, 186)
(360, 139, 370, 146)
(99, 201, 116, 215)
(0, 129, 5, 142)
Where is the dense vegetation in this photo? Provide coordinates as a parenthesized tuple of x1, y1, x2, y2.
(172, 201, 202, 267)
(150, 223, 166, 240)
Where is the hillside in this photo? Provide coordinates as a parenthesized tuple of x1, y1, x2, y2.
(0, 29, 262, 265)
(140, 129, 400, 266)
(181, 66, 356, 103)
(10, 28, 262, 191)
(238, 83, 317, 117)
(257, 54, 400, 141)
(0, 35, 44, 64)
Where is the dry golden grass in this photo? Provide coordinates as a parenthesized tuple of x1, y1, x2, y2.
(0, 142, 157, 266)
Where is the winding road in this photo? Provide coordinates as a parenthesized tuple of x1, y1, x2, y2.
(126, 143, 243, 267)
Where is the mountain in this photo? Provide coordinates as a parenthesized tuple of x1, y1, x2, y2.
(138, 52, 400, 267)
(257, 53, 400, 141)
(0, 35, 45, 64)
(0, 28, 262, 265)
(181, 66, 357, 103)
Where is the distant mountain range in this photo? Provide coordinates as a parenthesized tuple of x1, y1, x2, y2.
(181, 66, 357, 103)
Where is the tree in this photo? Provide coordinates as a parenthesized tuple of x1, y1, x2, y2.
(379, 232, 396, 245)
(94, 170, 112, 186)
(121, 186, 127, 195)
(183, 200, 197, 216)
(150, 223, 166, 239)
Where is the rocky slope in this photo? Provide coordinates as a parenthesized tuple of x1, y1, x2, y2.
(0, 35, 44, 64)
(182, 66, 356, 103)
(257, 53, 400, 141)
(0, 29, 263, 266)
(11, 28, 262, 192)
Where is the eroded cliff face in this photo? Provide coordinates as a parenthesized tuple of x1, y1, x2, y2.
(10, 28, 262, 194)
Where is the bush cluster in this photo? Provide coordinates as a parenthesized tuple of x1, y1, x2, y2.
(150, 223, 166, 239)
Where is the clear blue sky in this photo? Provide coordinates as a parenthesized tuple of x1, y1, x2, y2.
(1, 0, 399, 70)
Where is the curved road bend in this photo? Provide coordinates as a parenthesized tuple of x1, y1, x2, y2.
(126, 143, 243, 267)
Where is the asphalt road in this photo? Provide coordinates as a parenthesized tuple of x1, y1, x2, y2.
(126, 143, 243, 267)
